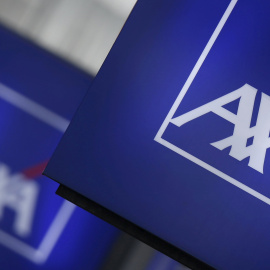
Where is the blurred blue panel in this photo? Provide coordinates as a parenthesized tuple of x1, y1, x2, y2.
(0, 25, 119, 269)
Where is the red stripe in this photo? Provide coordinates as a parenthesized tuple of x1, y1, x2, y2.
(23, 160, 48, 179)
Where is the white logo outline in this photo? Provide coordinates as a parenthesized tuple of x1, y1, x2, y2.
(0, 83, 76, 264)
(154, 0, 270, 206)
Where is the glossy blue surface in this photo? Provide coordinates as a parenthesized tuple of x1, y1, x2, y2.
(45, 1, 270, 269)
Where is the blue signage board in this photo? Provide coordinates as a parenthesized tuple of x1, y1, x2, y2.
(0, 25, 119, 270)
(44, 0, 270, 269)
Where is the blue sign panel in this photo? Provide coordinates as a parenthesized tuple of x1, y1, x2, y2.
(0, 25, 118, 270)
(44, 0, 270, 269)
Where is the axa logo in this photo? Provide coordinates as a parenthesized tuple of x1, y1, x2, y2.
(170, 84, 270, 174)
(155, 1, 270, 203)
(0, 163, 39, 237)
(0, 83, 75, 264)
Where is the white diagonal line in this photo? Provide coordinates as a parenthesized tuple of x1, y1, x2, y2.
(0, 230, 38, 262)
(155, 0, 238, 140)
(0, 83, 69, 132)
(0, 202, 76, 264)
(157, 137, 270, 206)
(0, 83, 75, 263)
(35, 201, 76, 264)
